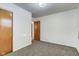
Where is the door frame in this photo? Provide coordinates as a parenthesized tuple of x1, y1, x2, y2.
(11, 12, 13, 52)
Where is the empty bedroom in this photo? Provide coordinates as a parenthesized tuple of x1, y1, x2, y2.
(0, 3, 79, 56)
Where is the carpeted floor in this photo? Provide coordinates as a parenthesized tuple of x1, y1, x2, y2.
(6, 40, 79, 56)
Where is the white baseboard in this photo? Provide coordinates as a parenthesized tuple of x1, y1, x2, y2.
(76, 47, 79, 53)
(13, 41, 32, 52)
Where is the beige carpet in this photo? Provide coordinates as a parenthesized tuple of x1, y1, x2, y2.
(6, 40, 79, 56)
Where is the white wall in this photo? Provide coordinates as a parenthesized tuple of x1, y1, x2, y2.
(76, 7, 79, 52)
(0, 3, 32, 51)
(38, 8, 79, 48)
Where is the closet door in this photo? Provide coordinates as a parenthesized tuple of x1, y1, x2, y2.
(0, 9, 13, 55)
(34, 21, 40, 41)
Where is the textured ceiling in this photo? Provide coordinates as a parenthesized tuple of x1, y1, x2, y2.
(14, 3, 79, 18)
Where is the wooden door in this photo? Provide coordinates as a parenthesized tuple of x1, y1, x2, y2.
(0, 9, 13, 55)
(34, 21, 40, 41)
